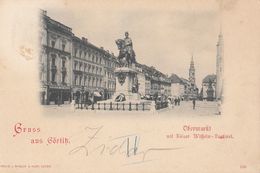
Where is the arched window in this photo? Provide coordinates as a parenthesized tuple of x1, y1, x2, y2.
(92, 77, 95, 87)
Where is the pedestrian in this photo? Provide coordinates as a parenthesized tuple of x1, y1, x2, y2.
(217, 99, 222, 115)
(174, 98, 177, 106)
(57, 95, 60, 106)
(177, 97, 180, 106)
(192, 98, 196, 110)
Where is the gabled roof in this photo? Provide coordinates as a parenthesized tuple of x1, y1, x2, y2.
(180, 77, 190, 85)
(169, 74, 182, 83)
(202, 74, 216, 83)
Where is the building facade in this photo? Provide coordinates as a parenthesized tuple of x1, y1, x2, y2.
(102, 52, 118, 99)
(169, 73, 185, 97)
(72, 36, 104, 100)
(40, 10, 73, 105)
(201, 74, 216, 101)
(136, 64, 171, 97)
(71, 37, 118, 101)
(40, 10, 118, 105)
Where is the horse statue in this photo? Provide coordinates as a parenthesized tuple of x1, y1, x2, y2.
(115, 39, 136, 67)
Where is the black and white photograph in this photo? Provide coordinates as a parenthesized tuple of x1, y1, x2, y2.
(0, 1, 259, 173)
(39, 4, 224, 116)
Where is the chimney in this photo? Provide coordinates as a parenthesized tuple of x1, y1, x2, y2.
(40, 9, 47, 15)
(81, 37, 88, 44)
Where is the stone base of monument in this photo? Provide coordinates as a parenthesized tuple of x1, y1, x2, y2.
(97, 66, 154, 111)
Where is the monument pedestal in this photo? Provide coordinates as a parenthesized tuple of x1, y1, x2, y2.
(97, 65, 153, 111)
(112, 66, 141, 102)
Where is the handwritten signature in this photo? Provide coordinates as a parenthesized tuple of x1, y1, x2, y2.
(68, 126, 183, 165)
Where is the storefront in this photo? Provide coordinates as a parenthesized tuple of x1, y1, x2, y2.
(47, 86, 71, 105)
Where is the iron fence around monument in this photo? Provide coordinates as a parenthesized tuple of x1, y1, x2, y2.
(76, 102, 151, 111)
(155, 102, 168, 110)
(75, 101, 168, 111)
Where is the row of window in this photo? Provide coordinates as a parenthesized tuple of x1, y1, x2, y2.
(74, 48, 103, 65)
(74, 60, 102, 75)
(74, 60, 117, 79)
(74, 75, 116, 89)
(74, 75, 103, 87)
(106, 71, 114, 79)
(106, 81, 116, 90)
(50, 39, 69, 52)
(74, 47, 118, 68)
(49, 70, 67, 83)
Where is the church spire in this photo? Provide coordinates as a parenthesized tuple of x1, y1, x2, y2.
(190, 54, 194, 67)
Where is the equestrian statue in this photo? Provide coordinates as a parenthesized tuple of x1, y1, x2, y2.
(115, 32, 136, 67)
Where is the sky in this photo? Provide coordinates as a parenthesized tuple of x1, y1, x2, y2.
(44, 1, 221, 88)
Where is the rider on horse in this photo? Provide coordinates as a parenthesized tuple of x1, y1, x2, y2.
(124, 32, 133, 56)
(115, 32, 136, 67)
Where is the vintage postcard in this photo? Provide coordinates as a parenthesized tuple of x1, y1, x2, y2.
(0, 0, 259, 172)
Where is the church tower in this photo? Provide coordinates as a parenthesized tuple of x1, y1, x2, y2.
(216, 30, 224, 100)
(189, 55, 196, 88)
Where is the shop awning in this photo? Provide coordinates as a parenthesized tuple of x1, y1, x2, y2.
(94, 92, 102, 97)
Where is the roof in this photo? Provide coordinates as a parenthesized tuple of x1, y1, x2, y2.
(169, 74, 182, 83)
(180, 77, 190, 84)
(202, 74, 216, 83)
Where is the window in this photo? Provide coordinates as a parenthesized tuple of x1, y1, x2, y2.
(79, 76, 82, 86)
(74, 75, 77, 85)
(74, 48, 77, 56)
(74, 61, 77, 70)
(84, 77, 86, 86)
(84, 64, 87, 72)
(79, 63, 82, 71)
(88, 77, 91, 86)
(85, 77, 88, 86)
(88, 64, 91, 72)
(51, 57, 56, 65)
(62, 59, 66, 67)
(87, 52, 90, 60)
(92, 78, 95, 87)
(62, 44, 65, 51)
(51, 40, 55, 48)
(62, 72, 66, 83)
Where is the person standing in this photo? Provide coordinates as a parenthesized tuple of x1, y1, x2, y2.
(192, 98, 196, 110)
